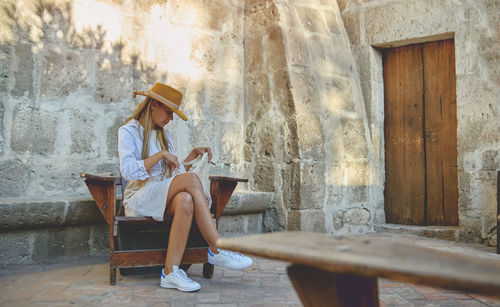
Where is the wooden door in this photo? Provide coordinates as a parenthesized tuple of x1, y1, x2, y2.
(383, 39, 458, 226)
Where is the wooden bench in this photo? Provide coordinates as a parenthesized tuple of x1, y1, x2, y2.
(218, 231, 500, 307)
(81, 172, 247, 285)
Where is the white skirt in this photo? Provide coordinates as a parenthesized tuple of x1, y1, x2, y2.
(123, 175, 175, 221)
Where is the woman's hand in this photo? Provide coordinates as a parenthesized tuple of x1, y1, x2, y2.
(192, 147, 212, 163)
(184, 147, 212, 166)
(161, 151, 180, 169)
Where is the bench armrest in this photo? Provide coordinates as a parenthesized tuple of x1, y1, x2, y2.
(80, 172, 121, 185)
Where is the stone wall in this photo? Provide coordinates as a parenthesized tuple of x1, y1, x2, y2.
(243, 0, 382, 233)
(338, 0, 499, 245)
(0, 0, 248, 198)
(0, 0, 497, 247)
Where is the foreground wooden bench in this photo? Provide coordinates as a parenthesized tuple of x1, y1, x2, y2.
(218, 231, 500, 307)
(81, 172, 247, 285)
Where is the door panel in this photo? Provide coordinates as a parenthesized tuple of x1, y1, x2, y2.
(383, 45, 426, 225)
(423, 40, 458, 225)
(384, 39, 458, 226)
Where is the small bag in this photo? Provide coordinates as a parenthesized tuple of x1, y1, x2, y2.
(175, 152, 212, 209)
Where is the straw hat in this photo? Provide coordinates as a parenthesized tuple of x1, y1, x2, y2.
(133, 82, 188, 121)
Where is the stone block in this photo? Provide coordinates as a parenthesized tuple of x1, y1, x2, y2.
(287, 210, 325, 231)
(220, 122, 242, 165)
(252, 159, 275, 192)
(246, 213, 263, 234)
(272, 69, 294, 118)
(290, 72, 320, 114)
(333, 211, 343, 229)
(246, 74, 271, 120)
(107, 114, 127, 158)
(323, 9, 341, 35)
(218, 215, 246, 236)
(65, 200, 105, 225)
(95, 58, 130, 104)
(167, 0, 232, 31)
(217, 43, 243, 79)
(245, 1, 280, 34)
(285, 32, 311, 67)
(0, 159, 30, 197)
(0, 231, 32, 265)
(339, 8, 360, 44)
(263, 207, 281, 232)
(190, 33, 218, 74)
(12, 43, 34, 97)
(207, 80, 234, 116)
(323, 75, 355, 113)
(281, 162, 300, 208)
(190, 120, 216, 147)
(0, 100, 4, 154)
(41, 50, 92, 97)
(89, 224, 109, 253)
(11, 104, 58, 155)
(264, 26, 286, 72)
(223, 191, 274, 215)
(296, 113, 325, 160)
(343, 207, 370, 225)
(245, 36, 264, 74)
(341, 117, 368, 160)
(481, 150, 499, 171)
(343, 185, 369, 204)
(70, 109, 97, 154)
(296, 6, 328, 34)
(0, 45, 12, 95)
(363, 1, 457, 45)
(281, 120, 299, 163)
(295, 162, 326, 210)
(256, 120, 276, 159)
(31, 226, 92, 262)
(0, 201, 65, 230)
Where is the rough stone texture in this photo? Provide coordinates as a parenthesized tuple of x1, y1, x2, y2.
(339, 0, 499, 245)
(0, 159, 30, 197)
(10, 104, 58, 155)
(287, 210, 325, 232)
(0, 0, 496, 247)
(70, 109, 97, 154)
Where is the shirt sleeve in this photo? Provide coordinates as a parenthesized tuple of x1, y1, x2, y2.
(118, 126, 150, 181)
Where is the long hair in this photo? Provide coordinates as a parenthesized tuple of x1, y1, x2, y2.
(124, 97, 172, 178)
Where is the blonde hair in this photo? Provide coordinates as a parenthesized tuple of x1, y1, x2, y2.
(124, 97, 172, 177)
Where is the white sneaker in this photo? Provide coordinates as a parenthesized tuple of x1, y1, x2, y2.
(208, 248, 253, 270)
(160, 266, 201, 292)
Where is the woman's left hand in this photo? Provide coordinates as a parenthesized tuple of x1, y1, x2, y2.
(191, 147, 212, 163)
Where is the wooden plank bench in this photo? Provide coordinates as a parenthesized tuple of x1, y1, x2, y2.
(81, 172, 247, 285)
(218, 231, 500, 307)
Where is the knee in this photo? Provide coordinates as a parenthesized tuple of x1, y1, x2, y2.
(174, 192, 194, 216)
(186, 173, 203, 188)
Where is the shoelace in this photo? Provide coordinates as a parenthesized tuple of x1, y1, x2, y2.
(175, 269, 195, 284)
(220, 250, 245, 262)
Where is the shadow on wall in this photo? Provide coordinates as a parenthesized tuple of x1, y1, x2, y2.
(0, 0, 167, 197)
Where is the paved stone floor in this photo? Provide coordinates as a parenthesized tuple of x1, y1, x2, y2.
(1, 234, 500, 306)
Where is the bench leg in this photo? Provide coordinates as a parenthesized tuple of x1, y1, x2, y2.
(203, 263, 214, 279)
(287, 264, 379, 307)
(110, 267, 117, 286)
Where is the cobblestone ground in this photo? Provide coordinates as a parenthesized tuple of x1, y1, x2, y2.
(1, 235, 499, 307)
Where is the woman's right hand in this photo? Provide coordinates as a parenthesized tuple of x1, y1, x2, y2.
(161, 151, 180, 169)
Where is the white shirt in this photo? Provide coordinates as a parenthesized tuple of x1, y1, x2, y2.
(118, 119, 186, 183)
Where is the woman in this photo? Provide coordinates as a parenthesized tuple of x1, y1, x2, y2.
(118, 82, 252, 292)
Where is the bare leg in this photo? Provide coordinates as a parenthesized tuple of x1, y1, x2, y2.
(166, 173, 219, 253)
(164, 192, 194, 274)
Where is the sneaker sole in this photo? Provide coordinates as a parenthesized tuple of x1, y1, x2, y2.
(208, 260, 253, 270)
(160, 281, 201, 292)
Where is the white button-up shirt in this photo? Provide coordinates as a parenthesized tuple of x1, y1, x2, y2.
(118, 119, 186, 183)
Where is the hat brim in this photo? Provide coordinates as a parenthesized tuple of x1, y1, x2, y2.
(134, 91, 188, 121)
